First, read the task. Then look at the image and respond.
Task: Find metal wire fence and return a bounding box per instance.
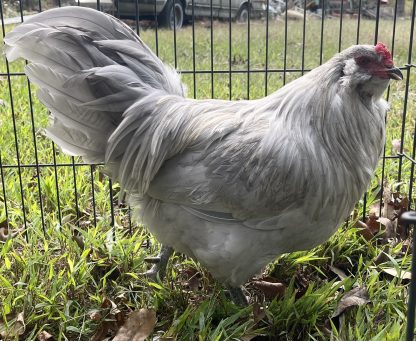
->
[1,0,416,337]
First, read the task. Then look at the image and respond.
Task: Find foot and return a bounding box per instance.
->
[142,245,174,282]
[227,286,249,306]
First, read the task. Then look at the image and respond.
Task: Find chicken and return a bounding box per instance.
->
[5,7,403,301]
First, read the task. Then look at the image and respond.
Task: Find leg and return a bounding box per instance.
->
[227,285,249,306]
[143,245,174,281]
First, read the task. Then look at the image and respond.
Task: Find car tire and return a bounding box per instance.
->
[236,4,249,22]
[159,0,185,30]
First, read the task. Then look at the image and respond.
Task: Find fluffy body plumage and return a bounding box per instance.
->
[5,7,399,286]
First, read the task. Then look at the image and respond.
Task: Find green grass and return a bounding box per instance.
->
[1,14,416,340]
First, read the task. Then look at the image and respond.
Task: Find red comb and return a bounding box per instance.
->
[375,42,394,67]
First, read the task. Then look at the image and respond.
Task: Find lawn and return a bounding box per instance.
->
[0,9,416,340]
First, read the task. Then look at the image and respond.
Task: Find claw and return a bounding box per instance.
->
[141,268,159,282]
[141,245,174,282]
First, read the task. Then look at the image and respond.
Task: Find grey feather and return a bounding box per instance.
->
[4,8,393,285]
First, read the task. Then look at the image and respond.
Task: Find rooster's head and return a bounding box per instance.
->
[339,42,403,98]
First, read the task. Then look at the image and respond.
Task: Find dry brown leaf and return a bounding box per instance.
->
[0,312,25,339]
[90,320,119,341]
[90,298,127,341]
[253,280,286,300]
[332,287,369,318]
[366,213,380,234]
[89,310,102,321]
[113,309,157,341]
[0,227,9,241]
[378,217,396,238]
[0,226,23,241]
[368,202,381,218]
[102,297,121,315]
[355,221,374,241]
[382,183,393,212]
[38,330,55,340]
[381,267,411,280]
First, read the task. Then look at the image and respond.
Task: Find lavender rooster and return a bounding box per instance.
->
[4,6,402,304]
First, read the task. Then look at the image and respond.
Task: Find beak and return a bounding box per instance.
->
[386,67,403,80]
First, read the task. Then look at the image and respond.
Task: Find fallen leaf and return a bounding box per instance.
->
[0,226,23,241]
[90,320,119,341]
[381,267,411,280]
[0,312,25,339]
[90,298,126,341]
[366,213,380,234]
[382,185,396,220]
[332,287,369,318]
[38,330,55,340]
[355,221,374,241]
[113,309,157,341]
[89,310,102,321]
[378,217,396,238]
[253,280,286,300]
[102,297,121,316]
[369,202,381,218]
[0,227,9,241]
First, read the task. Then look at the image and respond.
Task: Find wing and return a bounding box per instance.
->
[144,98,318,228]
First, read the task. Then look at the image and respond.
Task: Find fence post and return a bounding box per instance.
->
[402,211,416,341]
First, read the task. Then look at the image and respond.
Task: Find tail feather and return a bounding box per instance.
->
[4,6,185,164]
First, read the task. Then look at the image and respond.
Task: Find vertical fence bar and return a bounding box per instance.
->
[0,0,28,233]
[247,0,250,99]
[379,0,400,217]
[356,0,362,44]
[135,0,140,35]
[402,212,416,340]
[173,0,178,69]
[300,0,306,76]
[109,178,115,240]
[52,144,62,225]
[398,0,416,185]
[0,153,9,226]
[228,0,232,100]
[27,80,46,234]
[191,0,196,98]
[283,0,288,85]
[409,120,416,209]
[90,166,97,227]
[338,0,343,52]
[264,0,269,96]
[71,156,80,226]
[154,0,159,56]
[210,0,214,98]
[373,0,381,44]
[319,0,325,65]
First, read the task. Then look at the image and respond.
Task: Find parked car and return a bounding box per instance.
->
[78,0,272,29]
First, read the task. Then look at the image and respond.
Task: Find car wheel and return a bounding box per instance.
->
[159,0,185,30]
[237,4,249,22]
